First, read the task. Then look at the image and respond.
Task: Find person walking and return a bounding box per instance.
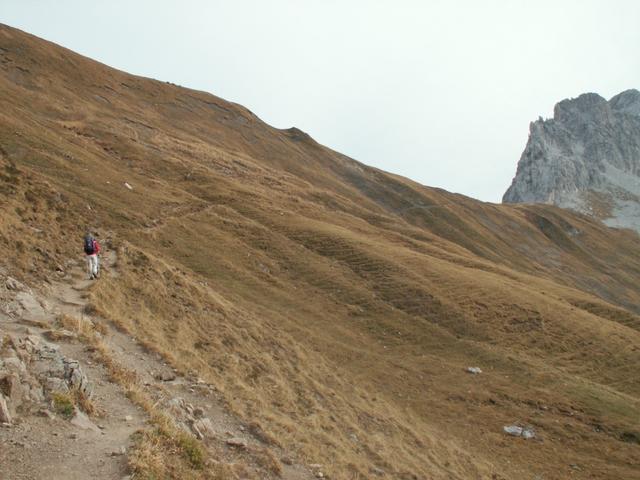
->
[83,232,101,279]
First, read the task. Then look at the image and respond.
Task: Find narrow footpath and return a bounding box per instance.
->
[0,248,314,479]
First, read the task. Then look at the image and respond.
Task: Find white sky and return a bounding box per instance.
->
[2,1,639,202]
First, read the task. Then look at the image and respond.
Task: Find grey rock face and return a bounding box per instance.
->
[503,89,640,232]
[0,332,93,424]
[609,89,640,117]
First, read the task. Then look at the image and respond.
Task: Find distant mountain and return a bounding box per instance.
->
[503,89,640,232]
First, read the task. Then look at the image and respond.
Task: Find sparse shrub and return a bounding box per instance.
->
[57,313,78,331]
[177,433,204,469]
[52,389,96,417]
[621,431,640,444]
[1,334,14,351]
[52,391,74,417]
[129,427,209,478]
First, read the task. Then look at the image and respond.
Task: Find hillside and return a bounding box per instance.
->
[1,24,640,479]
[503,90,640,233]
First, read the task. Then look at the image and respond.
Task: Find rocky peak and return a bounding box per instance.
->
[503,89,640,233]
[553,92,612,125]
[609,89,640,117]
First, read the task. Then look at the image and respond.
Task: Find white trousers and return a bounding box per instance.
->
[86,254,99,277]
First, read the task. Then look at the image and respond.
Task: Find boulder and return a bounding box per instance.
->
[503,425,536,439]
[26,383,45,403]
[45,377,69,393]
[32,357,65,379]
[2,357,26,375]
[24,335,41,349]
[192,417,216,439]
[37,344,61,360]
[0,394,11,424]
[225,437,248,449]
[64,359,90,394]
[166,397,186,415]
[110,446,127,456]
[70,408,100,433]
[5,277,24,291]
[155,371,176,382]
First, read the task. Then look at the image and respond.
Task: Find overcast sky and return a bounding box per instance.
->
[3,1,639,202]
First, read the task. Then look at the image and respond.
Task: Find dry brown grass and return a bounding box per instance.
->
[253,447,283,476]
[52,309,222,477]
[50,388,96,417]
[57,313,94,338]
[90,243,640,479]
[84,327,229,478]
[1,23,640,479]
[72,388,97,416]
[127,420,220,480]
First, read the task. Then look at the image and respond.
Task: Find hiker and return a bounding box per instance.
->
[83,232,101,279]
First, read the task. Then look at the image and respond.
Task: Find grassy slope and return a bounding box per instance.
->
[1,24,639,479]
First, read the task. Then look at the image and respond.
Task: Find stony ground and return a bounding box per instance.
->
[0,250,315,480]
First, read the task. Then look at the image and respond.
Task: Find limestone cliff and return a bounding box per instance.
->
[503,89,640,232]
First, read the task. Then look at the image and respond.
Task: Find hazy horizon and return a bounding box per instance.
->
[3,1,639,202]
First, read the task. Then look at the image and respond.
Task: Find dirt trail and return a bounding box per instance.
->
[0,250,314,480]
[0,251,146,479]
